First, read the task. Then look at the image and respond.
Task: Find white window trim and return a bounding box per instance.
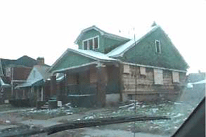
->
[155,40,161,53]
[82,35,99,50]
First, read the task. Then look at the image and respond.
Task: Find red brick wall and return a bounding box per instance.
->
[13,67,32,80]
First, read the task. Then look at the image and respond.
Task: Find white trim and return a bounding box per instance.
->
[82,35,99,50]
[121,62,187,73]
[49,48,116,73]
[155,40,161,53]
[74,25,129,44]
[69,49,115,61]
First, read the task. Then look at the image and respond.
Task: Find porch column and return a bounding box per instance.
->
[41,87,44,101]
[118,63,123,102]
[50,75,56,97]
[96,63,107,107]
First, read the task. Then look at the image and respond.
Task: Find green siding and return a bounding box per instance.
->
[121,28,188,70]
[77,30,103,51]
[51,52,95,72]
[77,29,128,54]
[103,37,127,53]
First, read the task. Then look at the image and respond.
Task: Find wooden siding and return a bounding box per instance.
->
[50,52,95,73]
[122,64,186,101]
[121,27,188,70]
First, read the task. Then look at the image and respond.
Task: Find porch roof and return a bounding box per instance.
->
[49,48,117,74]
[15,79,44,89]
[53,62,98,74]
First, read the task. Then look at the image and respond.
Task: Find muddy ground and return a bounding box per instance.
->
[0,97,200,137]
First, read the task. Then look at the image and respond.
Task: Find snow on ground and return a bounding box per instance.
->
[0,96,201,136]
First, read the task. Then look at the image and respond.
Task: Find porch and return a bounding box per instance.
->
[54,62,122,107]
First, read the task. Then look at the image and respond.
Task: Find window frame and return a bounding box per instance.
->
[155,40,161,53]
[82,36,99,50]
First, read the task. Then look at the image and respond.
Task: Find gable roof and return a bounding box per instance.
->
[107,25,159,57]
[15,65,50,88]
[0,55,38,77]
[69,48,116,61]
[74,25,129,44]
[51,23,188,73]
[34,65,51,80]
[15,55,38,67]
[49,48,116,73]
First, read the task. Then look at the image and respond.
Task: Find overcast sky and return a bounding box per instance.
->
[0,0,205,73]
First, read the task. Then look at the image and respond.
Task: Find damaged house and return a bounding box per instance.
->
[0,56,38,104]
[14,58,51,107]
[49,23,188,107]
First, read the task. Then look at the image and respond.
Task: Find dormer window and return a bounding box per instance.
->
[83,36,99,50]
[155,40,161,53]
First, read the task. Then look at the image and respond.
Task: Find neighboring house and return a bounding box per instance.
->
[15,59,50,106]
[187,72,206,83]
[181,73,205,104]
[0,56,38,103]
[49,23,188,107]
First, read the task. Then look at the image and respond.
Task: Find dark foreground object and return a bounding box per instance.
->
[172,97,205,137]
[9,99,31,107]
[0,115,170,136]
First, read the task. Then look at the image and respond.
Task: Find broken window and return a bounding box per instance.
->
[155,40,161,53]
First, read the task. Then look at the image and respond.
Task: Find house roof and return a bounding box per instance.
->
[107,25,159,57]
[16,65,50,88]
[49,48,116,73]
[0,55,38,77]
[15,55,38,67]
[50,23,188,73]
[34,65,51,80]
[193,79,206,85]
[69,48,116,61]
[74,25,129,44]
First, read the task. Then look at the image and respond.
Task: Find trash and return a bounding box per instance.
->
[5,120,11,124]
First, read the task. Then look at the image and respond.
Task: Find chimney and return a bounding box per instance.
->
[37,57,44,65]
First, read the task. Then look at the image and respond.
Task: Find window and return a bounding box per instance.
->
[89,39,93,50]
[83,36,99,50]
[155,40,161,53]
[83,41,88,50]
[94,37,98,49]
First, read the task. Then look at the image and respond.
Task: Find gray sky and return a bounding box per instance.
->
[0,0,206,73]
